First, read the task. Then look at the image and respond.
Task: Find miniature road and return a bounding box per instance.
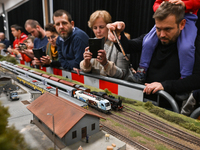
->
[0,87,136,150]
[0,90,54,150]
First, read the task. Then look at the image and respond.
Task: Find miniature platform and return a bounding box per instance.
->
[63,130,126,150]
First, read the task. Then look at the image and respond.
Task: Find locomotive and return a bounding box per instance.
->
[74,91,111,113]
[90,91,123,110]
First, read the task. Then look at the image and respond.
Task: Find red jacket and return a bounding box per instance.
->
[153,0,200,15]
[12,32,27,49]
[12,33,32,62]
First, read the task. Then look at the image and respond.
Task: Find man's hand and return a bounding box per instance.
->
[73,68,80,75]
[34,57,42,66]
[107,21,125,42]
[40,55,51,65]
[143,82,164,94]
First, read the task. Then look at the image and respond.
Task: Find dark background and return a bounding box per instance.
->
[1,0,200,69]
[2,0,200,44]
[0,0,157,43]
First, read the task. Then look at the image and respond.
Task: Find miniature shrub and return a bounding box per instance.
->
[104,88,112,95]
[180,123,200,134]
[0,55,3,59]
[144,101,154,110]
[0,55,18,64]
[0,102,33,150]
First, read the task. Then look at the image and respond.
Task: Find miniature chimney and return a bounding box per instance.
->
[56,87,58,97]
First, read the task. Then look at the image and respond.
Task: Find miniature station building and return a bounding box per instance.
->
[27,92,105,149]
[29,90,42,102]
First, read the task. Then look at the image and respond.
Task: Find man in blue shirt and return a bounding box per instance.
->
[0,32,11,49]
[53,9,89,70]
[25,19,48,52]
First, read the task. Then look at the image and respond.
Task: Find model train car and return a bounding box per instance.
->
[0,61,120,112]
[90,91,123,110]
[17,75,88,109]
[74,90,111,113]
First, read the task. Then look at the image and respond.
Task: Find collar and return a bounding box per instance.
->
[18,32,27,40]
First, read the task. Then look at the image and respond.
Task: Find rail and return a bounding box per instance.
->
[76,71,180,113]
[0,61,180,113]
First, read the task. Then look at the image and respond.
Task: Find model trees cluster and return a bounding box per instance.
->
[0,101,32,150]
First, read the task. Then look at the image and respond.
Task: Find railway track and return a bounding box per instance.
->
[100,123,149,150]
[123,105,200,147]
[109,113,194,150]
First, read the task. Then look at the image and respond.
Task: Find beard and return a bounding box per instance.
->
[159,29,180,45]
[59,27,73,40]
[38,31,43,39]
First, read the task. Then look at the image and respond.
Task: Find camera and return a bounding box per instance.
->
[18,43,27,50]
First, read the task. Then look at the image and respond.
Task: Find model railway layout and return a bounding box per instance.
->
[1,61,123,113]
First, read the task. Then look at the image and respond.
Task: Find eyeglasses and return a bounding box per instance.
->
[47,35,56,40]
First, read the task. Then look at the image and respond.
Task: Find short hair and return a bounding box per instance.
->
[153,1,185,25]
[27,35,35,43]
[88,10,112,28]
[10,24,23,32]
[45,23,58,33]
[24,19,41,29]
[0,43,6,48]
[53,9,72,22]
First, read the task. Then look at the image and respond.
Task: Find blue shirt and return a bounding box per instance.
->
[56,27,89,70]
[0,39,11,49]
[34,36,48,52]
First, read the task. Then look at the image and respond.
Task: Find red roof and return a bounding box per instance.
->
[27,92,105,138]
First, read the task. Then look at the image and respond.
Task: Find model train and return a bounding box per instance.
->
[90,91,123,110]
[17,74,111,112]
[17,74,88,109]
[74,90,111,113]
[1,61,121,112]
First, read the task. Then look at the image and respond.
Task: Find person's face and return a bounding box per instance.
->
[53,14,74,39]
[45,31,58,47]
[155,15,185,45]
[11,28,20,38]
[25,25,42,38]
[0,33,4,41]
[92,17,108,40]
[26,39,34,49]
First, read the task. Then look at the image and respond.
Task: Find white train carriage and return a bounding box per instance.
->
[74,90,111,113]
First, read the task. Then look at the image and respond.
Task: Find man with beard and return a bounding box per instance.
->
[53,9,89,70]
[25,19,48,52]
[107,2,200,108]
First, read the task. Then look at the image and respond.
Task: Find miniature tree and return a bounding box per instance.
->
[0,102,32,150]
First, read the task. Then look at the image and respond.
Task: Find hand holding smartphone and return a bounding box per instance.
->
[33,47,46,60]
[88,37,105,58]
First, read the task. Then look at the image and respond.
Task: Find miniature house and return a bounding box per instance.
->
[29,90,42,102]
[27,92,105,149]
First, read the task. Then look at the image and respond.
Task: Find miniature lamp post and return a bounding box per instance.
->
[47,113,56,150]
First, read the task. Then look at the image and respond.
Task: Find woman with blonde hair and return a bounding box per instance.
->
[80,10,129,79]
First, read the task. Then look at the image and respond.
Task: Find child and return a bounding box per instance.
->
[132,0,200,83]
[23,35,35,65]
[0,43,8,56]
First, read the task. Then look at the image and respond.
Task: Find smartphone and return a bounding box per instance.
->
[33,47,46,60]
[89,37,105,58]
